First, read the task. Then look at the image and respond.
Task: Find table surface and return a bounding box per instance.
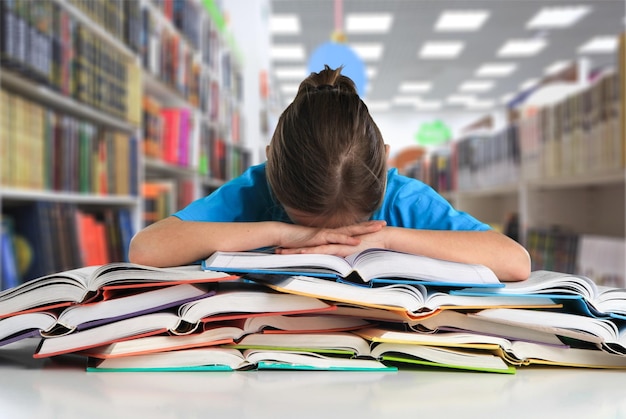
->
[2,339,626,419]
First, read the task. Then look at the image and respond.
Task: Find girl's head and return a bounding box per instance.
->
[266,65,387,228]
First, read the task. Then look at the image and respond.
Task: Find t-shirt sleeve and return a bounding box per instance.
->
[173,164,279,222]
[381,174,492,231]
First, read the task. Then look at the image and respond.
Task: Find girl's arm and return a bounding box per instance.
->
[128,216,386,267]
[381,228,530,282]
[278,227,530,282]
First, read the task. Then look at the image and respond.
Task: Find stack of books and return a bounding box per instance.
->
[1,249,626,374]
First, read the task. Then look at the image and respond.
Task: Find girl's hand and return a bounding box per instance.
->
[276,221,387,257]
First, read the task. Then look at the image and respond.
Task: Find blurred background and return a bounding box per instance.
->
[0,0,624,288]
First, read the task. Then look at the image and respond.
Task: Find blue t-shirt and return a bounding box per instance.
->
[174,162,490,231]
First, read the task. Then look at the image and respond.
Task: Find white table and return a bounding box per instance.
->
[1,339,625,419]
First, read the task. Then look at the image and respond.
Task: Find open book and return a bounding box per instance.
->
[254,274,559,320]
[202,248,502,287]
[473,308,626,355]
[0,263,238,318]
[414,309,566,346]
[34,285,334,358]
[355,326,626,369]
[0,284,214,345]
[86,347,396,372]
[228,331,514,374]
[0,311,58,347]
[495,340,626,369]
[83,315,371,359]
[455,270,626,319]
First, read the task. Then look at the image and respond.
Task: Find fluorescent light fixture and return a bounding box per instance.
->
[415,100,443,110]
[501,92,515,104]
[419,41,464,59]
[466,100,495,110]
[274,66,307,79]
[366,101,391,111]
[447,95,476,104]
[399,82,432,93]
[435,10,490,31]
[544,60,571,76]
[350,43,384,61]
[475,63,517,77]
[519,78,539,91]
[459,80,494,92]
[269,15,301,35]
[366,67,378,79]
[280,84,300,94]
[498,39,547,57]
[578,36,618,54]
[270,45,305,60]
[346,13,393,33]
[526,6,590,29]
[392,96,421,106]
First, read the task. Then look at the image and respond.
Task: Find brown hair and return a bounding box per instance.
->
[266,65,387,226]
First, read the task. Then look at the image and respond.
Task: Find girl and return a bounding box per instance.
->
[129,66,530,281]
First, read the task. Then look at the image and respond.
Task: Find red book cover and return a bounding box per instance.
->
[160,109,180,164]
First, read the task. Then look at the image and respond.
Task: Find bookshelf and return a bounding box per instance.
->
[409,55,626,286]
[0,0,251,287]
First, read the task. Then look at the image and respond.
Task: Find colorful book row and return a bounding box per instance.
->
[0,89,138,196]
[1,202,135,287]
[0,0,142,124]
[519,71,623,180]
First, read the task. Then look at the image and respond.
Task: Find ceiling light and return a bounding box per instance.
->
[274,66,307,79]
[415,100,443,110]
[501,93,515,104]
[419,41,465,59]
[544,61,571,76]
[270,45,305,60]
[366,67,378,79]
[519,78,539,91]
[399,82,432,93]
[346,13,393,33]
[269,15,301,35]
[393,96,421,106]
[366,101,391,111]
[466,100,495,110]
[475,63,517,77]
[578,36,618,54]
[350,43,384,61]
[447,95,476,104]
[526,6,590,29]
[459,80,494,92]
[280,84,300,94]
[435,10,490,31]
[498,39,547,57]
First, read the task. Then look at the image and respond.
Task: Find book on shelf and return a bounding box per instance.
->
[33,285,336,358]
[203,248,502,287]
[84,315,371,359]
[86,347,395,372]
[1,217,21,291]
[3,202,136,282]
[0,263,238,318]
[576,235,626,289]
[252,274,559,321]
[454,270,626,319]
